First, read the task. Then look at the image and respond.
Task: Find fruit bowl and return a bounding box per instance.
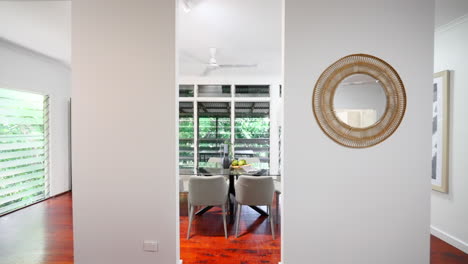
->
[231,159,247,168]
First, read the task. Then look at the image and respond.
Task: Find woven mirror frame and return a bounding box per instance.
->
[312,54,406,148]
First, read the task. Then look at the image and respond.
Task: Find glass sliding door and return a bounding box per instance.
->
[0,88,49,215]
[234,102,270,169]
[197,102,231,168]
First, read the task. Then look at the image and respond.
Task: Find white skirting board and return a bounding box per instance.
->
[431,225,468,254]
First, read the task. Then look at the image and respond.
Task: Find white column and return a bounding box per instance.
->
[283,0,434,263]
[72,0,177,263]
[269,84,280,175]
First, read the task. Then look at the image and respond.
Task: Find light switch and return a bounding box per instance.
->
[143,240,158,252]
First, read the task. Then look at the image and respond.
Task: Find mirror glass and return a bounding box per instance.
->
[333,74,387,128]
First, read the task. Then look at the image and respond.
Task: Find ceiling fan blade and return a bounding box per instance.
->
[218,64,258,68]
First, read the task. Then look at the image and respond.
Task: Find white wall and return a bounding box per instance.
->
[72,0,177,263]
[0,38,71,196]
[435,0,468,28]
[431,15,468,253]
[283,0,434,263]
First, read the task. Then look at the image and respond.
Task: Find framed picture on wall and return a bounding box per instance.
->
[432,70,450,193]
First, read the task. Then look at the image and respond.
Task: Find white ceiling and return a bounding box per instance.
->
[0,1,71,65]
[0,0,467,71]
[178,0,468,77]
[178,0,282,77]
[435,0,468,28]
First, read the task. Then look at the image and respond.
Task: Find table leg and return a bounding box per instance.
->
[249,206,269,216]
[229,175,235,216]
[195,206,213,215]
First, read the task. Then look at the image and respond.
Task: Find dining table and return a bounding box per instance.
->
[195,167,273,218]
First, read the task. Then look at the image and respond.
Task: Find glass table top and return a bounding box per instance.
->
[180,167,280,177]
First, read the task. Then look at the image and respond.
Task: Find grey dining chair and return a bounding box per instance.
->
[234,175,275,239]
[187,176,228,239]
[274,176,281,223]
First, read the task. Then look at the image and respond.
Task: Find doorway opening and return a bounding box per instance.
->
[176,0,284,263]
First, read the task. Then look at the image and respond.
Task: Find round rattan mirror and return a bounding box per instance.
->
[312,54,406,148]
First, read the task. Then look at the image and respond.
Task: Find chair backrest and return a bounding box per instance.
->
[235,176,274,205]
[188,176,228,206]
[198,168,213,176]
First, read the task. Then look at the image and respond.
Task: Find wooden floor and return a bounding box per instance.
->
[0,192,74,264]
[179,193,281,264]
[431,235,468,264]
[0,192,467,264]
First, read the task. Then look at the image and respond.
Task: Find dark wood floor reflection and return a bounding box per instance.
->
[179,193,281,264]
[1,192,467,264]
[431,235,468,264]
[0,192,73,264]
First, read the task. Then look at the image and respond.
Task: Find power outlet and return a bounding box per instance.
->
[143,240,158,252]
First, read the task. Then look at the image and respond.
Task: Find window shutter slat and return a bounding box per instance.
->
[0,178,45,196]
[0,164,45,178]
[0,171,45,186]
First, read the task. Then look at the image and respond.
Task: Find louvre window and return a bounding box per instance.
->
[0,88,49,215]
[235,85,269,97]
[235,102,270,169]
[179,85,194,97]
[178,84,277,173]
[179,102,194,173]
[198,85,231,97]
[197,102,231,167]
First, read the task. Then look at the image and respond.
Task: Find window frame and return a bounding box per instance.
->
[178,84,275,174]
[0,87,50,216]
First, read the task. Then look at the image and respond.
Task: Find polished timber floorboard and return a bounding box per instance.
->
[1,192,468,264]
[431,235,468,264]
[0,192,74,264]
[179,193,281,264]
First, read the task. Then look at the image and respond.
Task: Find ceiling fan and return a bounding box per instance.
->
[200,47,257,76]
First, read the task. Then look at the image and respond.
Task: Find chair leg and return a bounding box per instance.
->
[233,199,237,216]
[235,204,242,238]
[268,205,275,239]
[187,205,194,239]
[276,192,280,224]
[187,200,191,217]
[221,204,228,239]
[233,198,239,218]
[226,195,230,215]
